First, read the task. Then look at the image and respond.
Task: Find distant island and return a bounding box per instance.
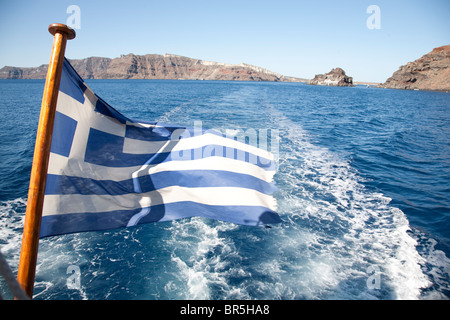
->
[0,53,307,83]
[1,46,448,91]
[308,68,354,87]
[380,45,450,91]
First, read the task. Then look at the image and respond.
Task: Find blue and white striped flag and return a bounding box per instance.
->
[40,58,281,237]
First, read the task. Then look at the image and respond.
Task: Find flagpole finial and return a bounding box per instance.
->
[48,23,76,40]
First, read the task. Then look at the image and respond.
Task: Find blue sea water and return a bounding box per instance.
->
[0,79,449,300]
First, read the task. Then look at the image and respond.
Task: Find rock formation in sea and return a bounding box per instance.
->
[381,45,450,91]
[308,67,354,87]
[0,53,307,82]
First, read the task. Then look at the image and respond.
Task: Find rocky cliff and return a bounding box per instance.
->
[0,64,49,79]
[0,53,306,82]
[381,45,450,91]
[309,67,354,87]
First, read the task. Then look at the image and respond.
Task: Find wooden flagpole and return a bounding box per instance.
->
[17,23,76,299]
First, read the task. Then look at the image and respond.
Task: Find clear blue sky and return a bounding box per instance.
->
[0,0,449,82]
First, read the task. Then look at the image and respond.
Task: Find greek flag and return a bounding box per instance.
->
[40,59,281,237]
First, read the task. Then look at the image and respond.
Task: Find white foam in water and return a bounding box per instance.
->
[0,198,27,299]
[266,107,432,299]
[0,198,26,257]
[411,230,450,299]
[0,198,90,299]
[166,218,242,299]
[34,234,89,300]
